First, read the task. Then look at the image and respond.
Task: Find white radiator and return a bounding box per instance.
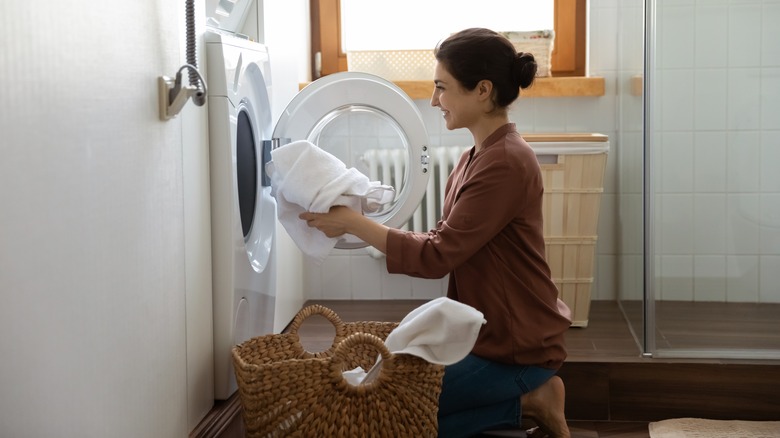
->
[362,146,467,233]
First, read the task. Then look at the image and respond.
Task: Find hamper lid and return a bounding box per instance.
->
[524,133,610,155]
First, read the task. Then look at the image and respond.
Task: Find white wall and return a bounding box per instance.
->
[0,0,195,437]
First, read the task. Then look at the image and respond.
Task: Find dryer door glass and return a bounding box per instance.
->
[236,109,257,238]
[307,105,408,218]
[272,72,430,249]
[236,60,274,273]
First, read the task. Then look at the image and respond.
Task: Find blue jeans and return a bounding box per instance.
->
[437,354,557,438]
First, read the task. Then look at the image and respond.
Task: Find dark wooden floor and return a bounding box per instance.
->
[621,300,780,353]
[195,300,780,438]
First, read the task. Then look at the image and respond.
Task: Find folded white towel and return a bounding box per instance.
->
[266,140,395,264]
[354,297,486,384]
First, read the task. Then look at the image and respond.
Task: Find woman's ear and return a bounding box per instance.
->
[477,80,493,101]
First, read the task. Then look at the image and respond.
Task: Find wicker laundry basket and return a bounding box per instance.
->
[232,305,445,438]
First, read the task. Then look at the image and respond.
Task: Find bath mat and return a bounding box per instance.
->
[649,417,780,438]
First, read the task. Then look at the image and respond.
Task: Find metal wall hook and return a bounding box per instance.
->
[158,64,207,120]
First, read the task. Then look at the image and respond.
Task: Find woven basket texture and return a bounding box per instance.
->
[232,305,445,438]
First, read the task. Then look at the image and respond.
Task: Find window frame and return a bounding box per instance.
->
[310,0,586,79]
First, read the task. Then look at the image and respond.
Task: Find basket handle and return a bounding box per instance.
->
[287,304,347,338]
[332,332,393,385]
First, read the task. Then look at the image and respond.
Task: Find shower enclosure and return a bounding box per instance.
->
[617,0,780,359]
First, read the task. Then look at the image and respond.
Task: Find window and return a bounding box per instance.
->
[310,0,586,79]
[341,1,553,51]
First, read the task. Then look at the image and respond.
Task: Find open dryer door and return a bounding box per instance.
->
[272,72,430,249]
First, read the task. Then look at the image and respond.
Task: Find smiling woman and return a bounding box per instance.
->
[311,0,586,79]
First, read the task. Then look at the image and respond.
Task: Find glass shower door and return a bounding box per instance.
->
[647,0,780,359]
[616,0,648,354]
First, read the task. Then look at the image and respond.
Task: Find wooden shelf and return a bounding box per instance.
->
[631,75,643,96]
[523,133,609,143]
[299,76,605,99]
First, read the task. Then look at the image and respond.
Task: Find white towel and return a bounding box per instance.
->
[383,297,486,365]
[353,297,486,385]
[266,140,395,264]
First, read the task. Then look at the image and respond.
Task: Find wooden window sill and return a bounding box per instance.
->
[299,76,605,99]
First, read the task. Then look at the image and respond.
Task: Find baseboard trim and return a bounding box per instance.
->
[189,392,242,438]
[560,361,780,422]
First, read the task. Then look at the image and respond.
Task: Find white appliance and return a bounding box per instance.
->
[205,2,430,400]
[206,29,283,399]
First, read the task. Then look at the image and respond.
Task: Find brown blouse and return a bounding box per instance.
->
[386,123,569,369]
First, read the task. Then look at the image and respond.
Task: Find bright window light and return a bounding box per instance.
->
[341,0,554,51]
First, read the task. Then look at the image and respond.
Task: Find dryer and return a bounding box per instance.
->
[206,30,279,399]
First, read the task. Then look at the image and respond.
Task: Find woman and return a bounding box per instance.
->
[300,28,571,438]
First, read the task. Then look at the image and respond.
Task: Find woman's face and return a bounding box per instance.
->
[430,61,481,131]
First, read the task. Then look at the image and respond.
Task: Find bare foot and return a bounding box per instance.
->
[520,376,570,438]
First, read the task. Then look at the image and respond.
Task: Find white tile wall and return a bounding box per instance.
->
[693,131,727,192]
[693,255,727,301]
[695,5,729,68]
[726,255,759,302]
[659,5,695,69]
[727,68,762,130]
[726,131,760,192]
[726,194,760,255]
[660,255,694,300]
[660,131,695,193]
[760,131,780,191]
[693,194,727,254]
[761,68,780,129]
[693,69,728,130]
[727,4,762,68]
[760,193,780,255]
[759,256,780,303]
[762,5,780,66]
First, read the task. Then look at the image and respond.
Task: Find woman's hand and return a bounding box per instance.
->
[299,205,390,254]
[299,205,362,238]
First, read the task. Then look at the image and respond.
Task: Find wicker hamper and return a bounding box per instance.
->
[232,305,445,438]
[530,134,610,328]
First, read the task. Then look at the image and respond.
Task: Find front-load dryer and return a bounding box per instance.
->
[205,30,278,399]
